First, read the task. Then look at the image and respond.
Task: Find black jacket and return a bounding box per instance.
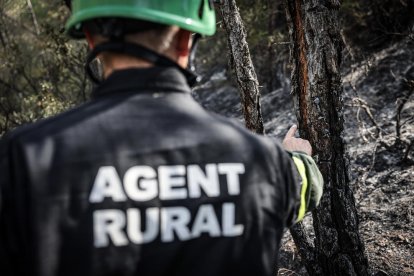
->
[0,67,302,276]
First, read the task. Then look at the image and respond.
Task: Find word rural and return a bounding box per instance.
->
[89,163,246,248]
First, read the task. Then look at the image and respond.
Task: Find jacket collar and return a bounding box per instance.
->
[92,66,191,99]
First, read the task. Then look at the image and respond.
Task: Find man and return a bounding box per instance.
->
[0,1,323,275]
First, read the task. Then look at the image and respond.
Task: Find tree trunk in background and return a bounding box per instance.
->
[284,0,369,275]
[218,0,264,134]
[219,4,319,274]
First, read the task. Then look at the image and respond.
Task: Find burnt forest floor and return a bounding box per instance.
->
[193,38,414,276]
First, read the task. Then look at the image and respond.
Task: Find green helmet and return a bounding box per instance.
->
[66,0,216,38]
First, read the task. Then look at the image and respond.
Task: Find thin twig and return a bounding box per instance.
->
[278,267,301,276]
[351,97,383,140]
[26,0,40,35]
[272,41,292,46]
[362,141,379,184]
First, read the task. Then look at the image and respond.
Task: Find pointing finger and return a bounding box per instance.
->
[286,124,298,138]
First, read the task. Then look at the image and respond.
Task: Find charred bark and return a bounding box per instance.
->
[218,0,264,134]
[284,0,369,275]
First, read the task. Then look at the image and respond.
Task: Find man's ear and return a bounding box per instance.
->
[176,29,192,57]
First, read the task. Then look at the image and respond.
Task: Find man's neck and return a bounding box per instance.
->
[102,54,154,79]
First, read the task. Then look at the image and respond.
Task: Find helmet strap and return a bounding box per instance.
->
[188,33,201,75]
[85,41,199,87]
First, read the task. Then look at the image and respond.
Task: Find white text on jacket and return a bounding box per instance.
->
[89,163,245,248]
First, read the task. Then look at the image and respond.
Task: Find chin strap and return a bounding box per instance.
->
[188,33,201,73]
[85,41,200,87]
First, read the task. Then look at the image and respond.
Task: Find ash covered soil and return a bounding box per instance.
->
[193,38,414,275]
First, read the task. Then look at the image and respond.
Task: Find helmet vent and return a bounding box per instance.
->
[198,0,205,19]
[208,0,213,10]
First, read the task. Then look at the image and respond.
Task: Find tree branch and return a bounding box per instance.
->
[26,0,40,35]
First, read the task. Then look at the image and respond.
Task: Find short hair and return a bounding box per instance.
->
[84,18,179,54]
[83,18,169,39]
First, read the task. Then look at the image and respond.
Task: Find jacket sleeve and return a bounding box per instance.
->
[0,134,12,230]
[0,136,11,274]
[0,134,23,275]
[288,151,324,222]
[0,145,4,219]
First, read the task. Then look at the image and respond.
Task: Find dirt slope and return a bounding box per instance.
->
[194,38,414,275]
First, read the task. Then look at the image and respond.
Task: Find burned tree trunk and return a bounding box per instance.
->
[284,0,369,275]
[218,3,324,274]
[218,0,264,134]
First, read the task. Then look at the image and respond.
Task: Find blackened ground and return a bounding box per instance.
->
[193,38,414,276]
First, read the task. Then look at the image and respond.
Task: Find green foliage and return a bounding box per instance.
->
[196,0,289,92]
[237,0,288,92]
[0,0,90,135]
[341,0,414,52]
